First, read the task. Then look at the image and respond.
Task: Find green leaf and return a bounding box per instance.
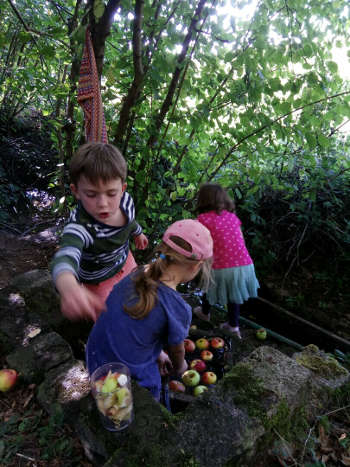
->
[94,0,105,20]
[318,134,329,148]
[326,61,338,73]
[305,133,317,149]
[303,44,313,57]
[224,51,234,62]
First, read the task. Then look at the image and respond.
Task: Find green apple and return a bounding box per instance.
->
[256,328,267,340]
[181,370,200,387]
[193,385,208,397]
[116,387,129,405]
[195,338,209,350]
[101,373,118,393]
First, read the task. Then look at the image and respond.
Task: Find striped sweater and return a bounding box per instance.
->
[50,191,142,285]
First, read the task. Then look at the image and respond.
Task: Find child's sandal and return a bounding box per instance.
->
[219,322,242,339]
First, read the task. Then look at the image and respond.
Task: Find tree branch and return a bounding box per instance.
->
[114,0,145,148]
[6,0,69,48]
[90,0,121,78]
[146,0,207,148]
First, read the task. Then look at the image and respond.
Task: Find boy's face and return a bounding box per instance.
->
[70,176,127,225]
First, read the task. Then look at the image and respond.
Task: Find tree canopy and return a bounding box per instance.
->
[1,0,349,237]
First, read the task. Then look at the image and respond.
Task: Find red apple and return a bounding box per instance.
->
[169,380,186,393]
[256,328,267,340]
[184,338,196,353]
[0,369,18,392]
[200,350,214,361]
[201,371,217,385]
[195,338,209,350]
[189,359,206,372]
[182,370,200,387]
[193,385,208,397]
[210,337,225,349]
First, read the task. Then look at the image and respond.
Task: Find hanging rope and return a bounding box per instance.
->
[77,27,108,143]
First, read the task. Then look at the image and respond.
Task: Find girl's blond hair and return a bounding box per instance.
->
[124,236,212,319]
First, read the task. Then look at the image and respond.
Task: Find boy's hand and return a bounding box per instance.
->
[157,350,173,376]
[56,272,105,321]
[134,233,148,250]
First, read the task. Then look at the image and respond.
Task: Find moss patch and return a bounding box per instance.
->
[222,363,266,418]
[295,344,349,378]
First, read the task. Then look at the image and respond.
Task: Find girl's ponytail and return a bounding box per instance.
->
[124,236,212,319]
[123,256,164,319]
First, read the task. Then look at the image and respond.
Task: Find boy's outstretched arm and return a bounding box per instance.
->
[55,272,105,321]
[134,233,148,249]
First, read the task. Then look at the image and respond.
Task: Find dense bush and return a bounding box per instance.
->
[0,112,57,222]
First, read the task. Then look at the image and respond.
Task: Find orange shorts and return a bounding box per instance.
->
[84,250,137,320]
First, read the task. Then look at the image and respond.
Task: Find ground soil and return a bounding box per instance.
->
[0,218,93,466]
[0,229,57,290]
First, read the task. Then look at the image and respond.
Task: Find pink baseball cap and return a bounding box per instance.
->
[162,219,213,260]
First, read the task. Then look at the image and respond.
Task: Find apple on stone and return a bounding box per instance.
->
[181,369,200,387]
[210,337,225,349]
[193,385,208,397]
[189,359,206,372]
[195,338,209,350]
[184,338,196,353]
[201,371,217,385]
[0,369,18,392]
[200,350,214,361]
[256,328,267,340]
[169,380,186,393]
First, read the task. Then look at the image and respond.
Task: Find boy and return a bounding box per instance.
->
[50,142,148,321]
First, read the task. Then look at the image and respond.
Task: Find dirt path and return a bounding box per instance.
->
[0,227,57,290]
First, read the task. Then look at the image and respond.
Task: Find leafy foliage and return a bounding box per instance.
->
[0,0,349,288]
[0,405,87,466]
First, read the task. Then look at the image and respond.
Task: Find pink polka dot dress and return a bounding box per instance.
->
[197,210,259,305]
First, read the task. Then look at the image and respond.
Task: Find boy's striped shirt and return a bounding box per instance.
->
[51,192,142,284]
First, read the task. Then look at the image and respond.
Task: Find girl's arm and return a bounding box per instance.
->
[168,342,188,376]
[157,350,173,376]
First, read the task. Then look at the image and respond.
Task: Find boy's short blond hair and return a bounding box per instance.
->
[70,143,127,185]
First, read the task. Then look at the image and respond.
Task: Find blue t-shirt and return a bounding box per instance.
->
[86,273,191,399]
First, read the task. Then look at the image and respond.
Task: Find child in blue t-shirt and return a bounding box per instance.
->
[86,219,213,400]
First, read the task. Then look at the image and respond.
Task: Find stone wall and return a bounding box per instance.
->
[1,269,349,466]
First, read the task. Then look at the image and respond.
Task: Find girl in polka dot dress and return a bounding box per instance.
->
[194,183,259,339]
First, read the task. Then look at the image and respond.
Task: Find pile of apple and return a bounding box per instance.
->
[92,370,133,428]
[169,336,226,397]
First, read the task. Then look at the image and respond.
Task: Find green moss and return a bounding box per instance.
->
[222,363,266,418]
[296,345,349,378]
[259,399,310,452]
[158,402,178,428]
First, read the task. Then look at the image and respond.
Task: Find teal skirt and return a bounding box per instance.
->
[207,264,259,306]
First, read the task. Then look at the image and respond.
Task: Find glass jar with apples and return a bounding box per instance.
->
[90,362,133,431]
